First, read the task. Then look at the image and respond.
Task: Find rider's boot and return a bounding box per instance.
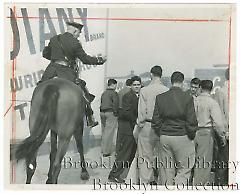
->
[85,103,98,128]
[87,115,99,128]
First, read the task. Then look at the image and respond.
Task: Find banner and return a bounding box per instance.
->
[4,5,108,140]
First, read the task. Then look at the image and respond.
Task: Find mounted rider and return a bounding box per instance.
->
[40,21,107,127]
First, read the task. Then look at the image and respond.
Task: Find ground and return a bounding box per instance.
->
[13,145,112,185]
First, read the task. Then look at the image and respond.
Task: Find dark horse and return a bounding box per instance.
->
[10,78,90,184]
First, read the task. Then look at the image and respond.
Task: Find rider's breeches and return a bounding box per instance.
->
[86,103,94,116]
[41,63,77,82]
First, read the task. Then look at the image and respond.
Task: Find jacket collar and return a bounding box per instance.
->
[107,88,115,91]
[129,89,139,97]
[170,86,182,91]
[150,79,163,86]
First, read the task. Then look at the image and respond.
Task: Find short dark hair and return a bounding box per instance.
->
[225,68,229,80]
[150,65,162,78]
[125,79,132,86]
[190,78,201,85]
[108,79,117,86]
[130,76,142,84]
[200,80,213,91]
[171,71,184,84]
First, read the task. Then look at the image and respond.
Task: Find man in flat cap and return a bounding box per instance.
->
[40,21,107,127]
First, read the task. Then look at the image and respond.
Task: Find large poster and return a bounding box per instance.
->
[4,5,108,140]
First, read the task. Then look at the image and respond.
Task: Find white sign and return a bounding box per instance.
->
[4,5,108,139]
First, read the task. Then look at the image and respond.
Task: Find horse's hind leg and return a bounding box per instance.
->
[51,137,71,184]
[46,131,57,184]
[73,122,90,180]
[26,152,37,184]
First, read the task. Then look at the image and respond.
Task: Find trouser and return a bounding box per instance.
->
[40,63,94,117]
[159,135,195,185]
[41,62,77,82]
[214,139,229,185]
[193,128,214,185]
[109,134,137,179]
[137,123,159,183]
[100,111,118,155]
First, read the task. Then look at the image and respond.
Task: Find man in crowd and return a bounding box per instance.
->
[152,71,198,185]
[108,76,142,183]
[187,77,201,182]
[187,78,201,97]
[116,78,132,158]
[136,65,168,184]
[214,68,229,135]
[100,79,119,157]
[193,80,226,185]
[118,78,132,108]
[41,21,106,127]
[214,68,229,185]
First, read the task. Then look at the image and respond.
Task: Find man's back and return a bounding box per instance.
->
[214,83,229,130]
[50,32,99,65]
[195,93,225,133]
[153,86,197,136]
[49,34,69,62]
[100,88,119,114]
[50,32,82,61]
[138,81,168,121]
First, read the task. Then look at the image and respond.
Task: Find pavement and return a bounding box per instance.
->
[13,145,114,185]
[12,125,114,185]
[11,128,217,187]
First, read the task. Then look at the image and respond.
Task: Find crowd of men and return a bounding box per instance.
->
[100,66,229,186]
[40,20,229,186]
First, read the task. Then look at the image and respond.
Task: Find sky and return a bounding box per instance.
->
[105,5,233,78]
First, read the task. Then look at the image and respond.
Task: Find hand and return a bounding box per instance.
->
[113,111,118,117]
[225,132,229,140]
[220,136,227,147]
[103,55,107,62]
[153,129,160,137]
[97,55,107,64]
[187,132,196,141]
[133,125,140,141]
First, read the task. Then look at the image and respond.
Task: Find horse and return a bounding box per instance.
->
[10,78,90,184]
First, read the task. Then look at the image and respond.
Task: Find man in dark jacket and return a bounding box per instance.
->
[152,71,198,185]
[108,76,142,183]
[118,78,132,108]
[100,79,119,157]
[40,21,106,127]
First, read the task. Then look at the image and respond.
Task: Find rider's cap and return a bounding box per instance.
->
[66,21,84,31]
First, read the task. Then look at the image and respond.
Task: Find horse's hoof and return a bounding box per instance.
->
[46,179,52,184]
[81,171,90,180]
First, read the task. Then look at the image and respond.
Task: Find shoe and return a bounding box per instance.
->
[149,181,157,186]
[88,121,99,128]
[103,154,111,157]
[108,176,125,183]
[87,115,99,128]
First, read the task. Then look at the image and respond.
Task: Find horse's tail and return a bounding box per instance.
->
[10,84,59,161]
